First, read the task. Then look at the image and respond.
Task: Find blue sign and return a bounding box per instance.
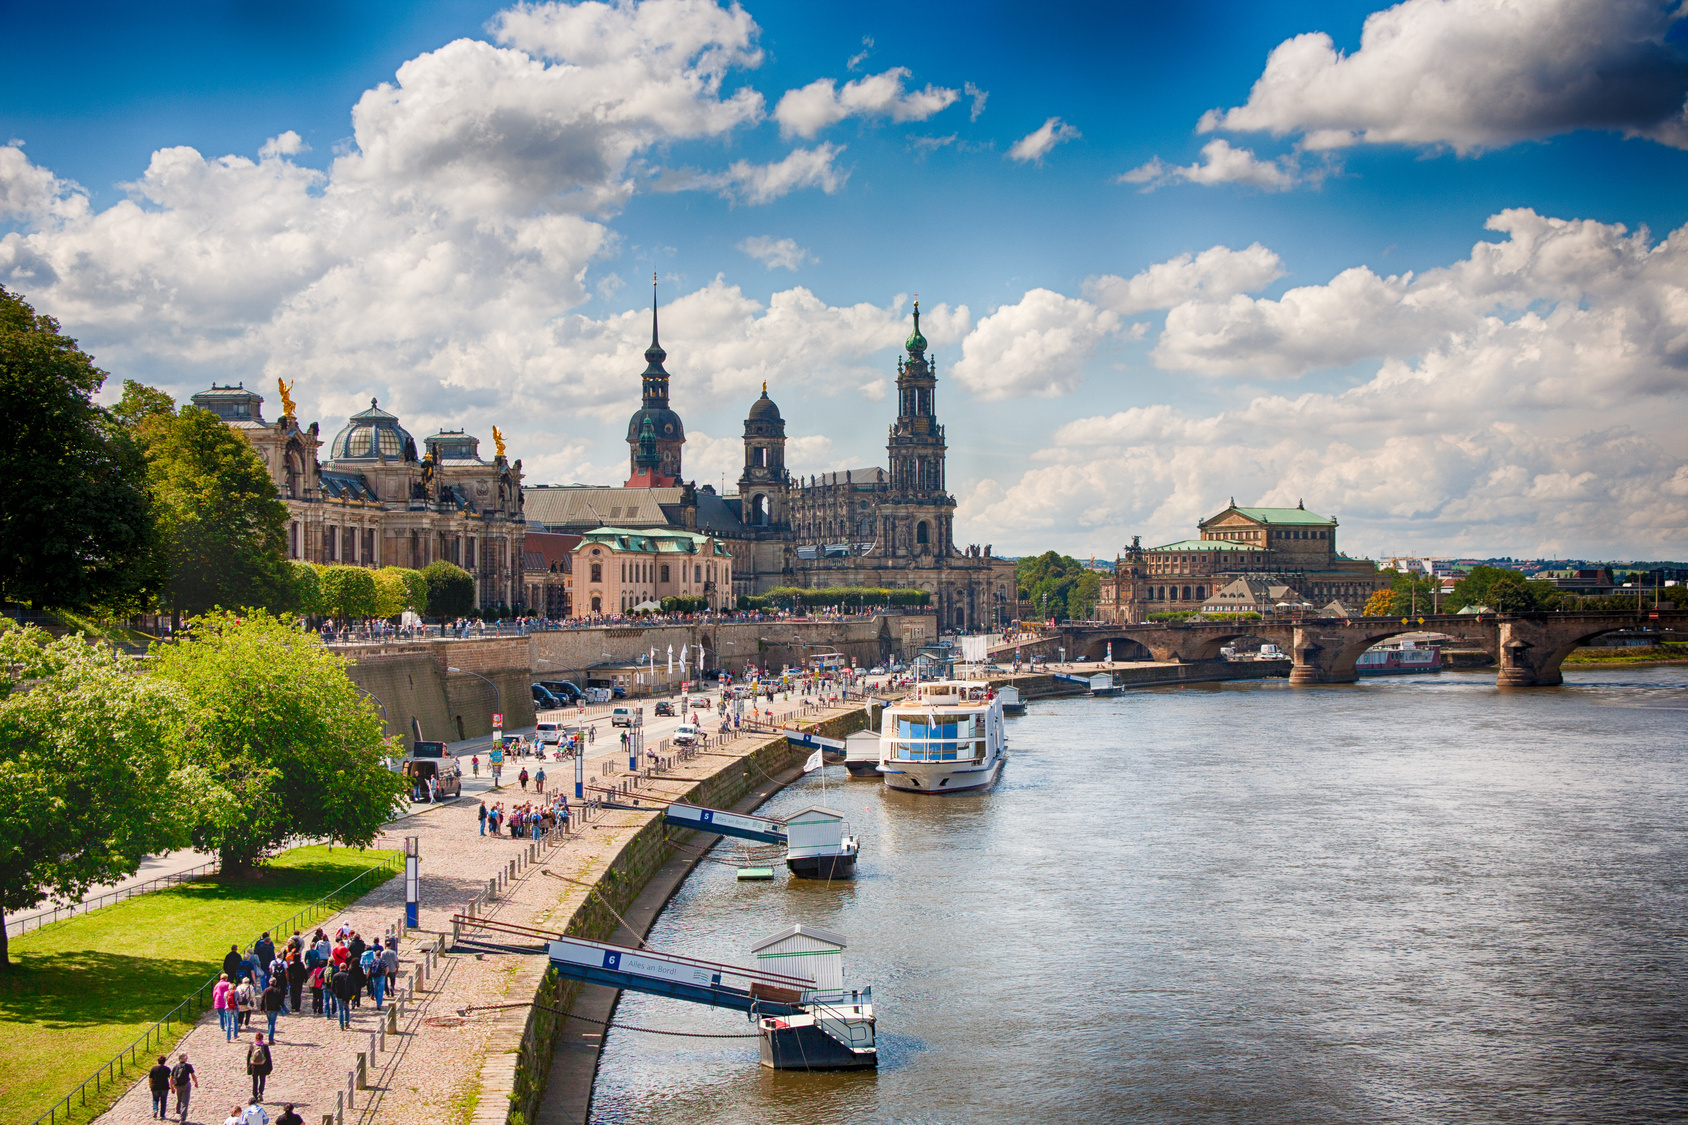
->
[700,810,714,823]
[602,950,622,970]
[489,748,504,765]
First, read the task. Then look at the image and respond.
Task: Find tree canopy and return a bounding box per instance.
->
[149,611,408,870]
[138,404,294,619]
[0,623,192,965]
[319,565,378,620]
[1445,566,1555,613]
[420,560,475,619]
[0,287,157,614]
[1016,552,1101,622]
[373,567,424,618]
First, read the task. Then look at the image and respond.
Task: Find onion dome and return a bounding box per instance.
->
[905,301,927,354]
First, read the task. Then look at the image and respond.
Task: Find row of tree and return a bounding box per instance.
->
[291,560,475,622]
[0,613,409,967]
[747,587,934,610]
[1361,565,1687,617]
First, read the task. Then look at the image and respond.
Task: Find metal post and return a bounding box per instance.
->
[404,836,420,929]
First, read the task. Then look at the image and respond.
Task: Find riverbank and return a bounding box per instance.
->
[989,660,1291,700]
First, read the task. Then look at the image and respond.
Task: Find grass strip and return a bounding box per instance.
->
[1,844,398,1125]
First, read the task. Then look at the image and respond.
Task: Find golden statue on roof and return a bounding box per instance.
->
[492,425,506,460]
[277,378,296,419]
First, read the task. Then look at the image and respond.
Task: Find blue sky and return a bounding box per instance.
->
[4,0,1687,560]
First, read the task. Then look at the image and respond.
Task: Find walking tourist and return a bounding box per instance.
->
[214,973,236,1040]
[286,949,306,1012]
[246,1033,273,1099]
[235,973,257,1029]
[222,944,244,981]
[311,963,328,1016]
[254,933,275,984]
[472,754,480,776]
[518,766,529,791]
[535,766,545,794]
[169,1054,197,1124]
[148,1054,172,1119]
[331,964,356,1029]
[276,1104,303,1125]
[240,1097,270,1125]
[479,800,487,835]
[261,975,285,1039]
[224,1103,243,1125]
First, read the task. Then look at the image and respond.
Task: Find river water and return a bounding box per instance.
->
[587,668,1688,1124]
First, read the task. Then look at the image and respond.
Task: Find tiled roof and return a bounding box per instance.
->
[1206,505,1335,526]
[1150,539,1267,552]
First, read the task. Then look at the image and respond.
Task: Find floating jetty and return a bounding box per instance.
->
[664,801,859,879]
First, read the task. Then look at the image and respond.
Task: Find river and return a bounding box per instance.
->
[586,668,1688,1124]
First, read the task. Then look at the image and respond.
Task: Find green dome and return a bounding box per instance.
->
[905,303,927,353]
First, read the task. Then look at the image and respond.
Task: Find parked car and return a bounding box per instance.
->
[687,696,710,711]
[611,707,633,727]
[538,679,584,704]
[532,684,560,710]
[653,700,675,717]
[673,724,698,746]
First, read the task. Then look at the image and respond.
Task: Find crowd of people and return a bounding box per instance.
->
[479,797,569,838]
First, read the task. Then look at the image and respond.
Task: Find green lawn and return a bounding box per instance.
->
[0,845,399,1125]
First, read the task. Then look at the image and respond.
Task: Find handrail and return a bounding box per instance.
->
[29,852,403,1125]
[9,861,220,937]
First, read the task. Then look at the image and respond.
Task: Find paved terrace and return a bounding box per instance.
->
[93,692,874,1125]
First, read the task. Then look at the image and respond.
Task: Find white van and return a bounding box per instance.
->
[673,723,698,746]
[536,721,562,745]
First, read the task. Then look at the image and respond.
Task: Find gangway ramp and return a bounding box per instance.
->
[664,802,787,845]
[546,934,814,1014]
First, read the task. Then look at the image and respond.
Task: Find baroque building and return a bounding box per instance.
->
[190,382,527,611]
[522,299,1016,631]
[1098,501,1391,623]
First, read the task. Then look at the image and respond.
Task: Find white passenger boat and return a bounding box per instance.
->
[878,680,1008,794]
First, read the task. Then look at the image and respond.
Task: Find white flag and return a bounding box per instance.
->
[679,644,689,675]
[803,749,824,773]
[667,644,673,674]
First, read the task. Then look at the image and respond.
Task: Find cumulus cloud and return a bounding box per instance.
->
[773,67,959,139]
[1117,139,1303,191]
[1083,243,1285,314]
[950,289,1120,400]
[1007,116,1079,163]
[1200,0,1688,153]
[956,211,1688,559]
[737,235,813,270]
[661,143,847,204]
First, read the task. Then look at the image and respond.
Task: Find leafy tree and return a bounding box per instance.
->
[420,560,475,619]
[1363,589,1394,617]
[150,611,409,872]
[1376,571,1440,617]
[142,406,293,619]
[1446,566,1549,613]
[319,565,378,620]
[0,287,158,614]
[112,378,177,430]
[1015,551,1099,621]
[660,595,709,613]
[290,561,323,615]
[0,623,191,966]
[373,567,424,618]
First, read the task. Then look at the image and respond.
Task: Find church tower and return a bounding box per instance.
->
[738,383,789,526]
[625,275,685,486]
[877,302,955,558]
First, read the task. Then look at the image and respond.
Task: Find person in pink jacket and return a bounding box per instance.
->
[213,973,237,1041]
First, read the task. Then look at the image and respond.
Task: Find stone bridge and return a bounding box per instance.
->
[1026,610,1688,688]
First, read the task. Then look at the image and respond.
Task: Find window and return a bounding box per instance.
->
[621,562,626,582]
[695,565,702,582]
[326,529,337,562]
[916,521,929,545]
[660,564,669,583]
[591,596,601,612]
[591,562,602,583]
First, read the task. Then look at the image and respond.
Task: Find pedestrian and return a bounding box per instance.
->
[331,963,357,1029]
[472,754,479,776]
[535,767,545,795]
[267,954,289,1010]
[170,1054,197,1124]
[214,973,236,1040]
[148,1054,172,1120]
[479,800,487,835]
[224,1104,244,1125]
[246,1033,273,1099]
[286,949,306,1012]
[381,937,399,994]
[275,1104,303,1125]
[310,963,327,1015]
[518,766,529,791]
[254,933,275,984]
[235,972,257,1029]
[261,975,285,1039]
[368,945,388,1009]
[222,944,244,981]
[240,1096,271,1125]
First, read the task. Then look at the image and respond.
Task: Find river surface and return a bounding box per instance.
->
[588,668,1688,1124]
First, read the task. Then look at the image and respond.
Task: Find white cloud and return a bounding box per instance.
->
[950,289,1120,400]
[955,211,1688,559]
[737,235,814,270]
[773,67,959,139]
[1007,116,1080,163]
[846,37,873,72]
[662,143,848,204]
[1199,0,1688,153]
[964,82,988,122]
[1118,139,1302,192]
[1083,243,1285,315]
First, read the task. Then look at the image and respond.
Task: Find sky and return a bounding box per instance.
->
[3,0,1687,562]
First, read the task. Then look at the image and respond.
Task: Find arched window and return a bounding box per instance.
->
[660,564,669,583]
[752,494,770,525]
[591,562,602,583]
[753,447,766,468]
[1196,586,1205,600]
[1183,586,1192,601]
[916,521,929,545]
[591,596,601,612]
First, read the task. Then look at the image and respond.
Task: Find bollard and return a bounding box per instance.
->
[378,1022,386,1053]
[356,1051,368,1090]
[370,1031,378,1060]
[336,1089,345,1125]
[386,1004,398,1035]
[347,1069,356,1111]
[321,1115,334,1125]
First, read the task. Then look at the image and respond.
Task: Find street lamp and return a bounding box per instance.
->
[447,666,503,738]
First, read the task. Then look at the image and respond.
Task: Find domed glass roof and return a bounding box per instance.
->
[328,398,417,462]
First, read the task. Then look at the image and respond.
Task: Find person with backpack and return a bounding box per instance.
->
[309,963,326,1016]
[254,933,275,986]
[286,949,306,1013]
[267,954,289,1012]
[359,945,380,1007]
[246,1032,273,1099]
[214,973,237,1040]
[170,1054,198,1124]
[261,975,285,1040]
[518,766,529,791]
[240,1097,270,1125]
[148,1054,172,1119]
[330,964,357,1029]
[235,973,257,1029]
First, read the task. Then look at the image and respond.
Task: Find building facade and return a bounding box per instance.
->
[522,300,1016,631]
[1099,502,1390,623]
[190,383,527,610]
[571,527,734,615]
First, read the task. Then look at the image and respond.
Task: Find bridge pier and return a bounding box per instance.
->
[1288,627,1358,686]
[1496,623,1564,688]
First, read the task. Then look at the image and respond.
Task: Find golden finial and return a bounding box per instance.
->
[492,425,506,460]
[762,380,767,394]
[277,378,296,419]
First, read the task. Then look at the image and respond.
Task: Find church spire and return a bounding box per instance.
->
[644,272,667,369]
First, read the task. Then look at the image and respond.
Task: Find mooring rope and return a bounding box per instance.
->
[458,1000,761,1038]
